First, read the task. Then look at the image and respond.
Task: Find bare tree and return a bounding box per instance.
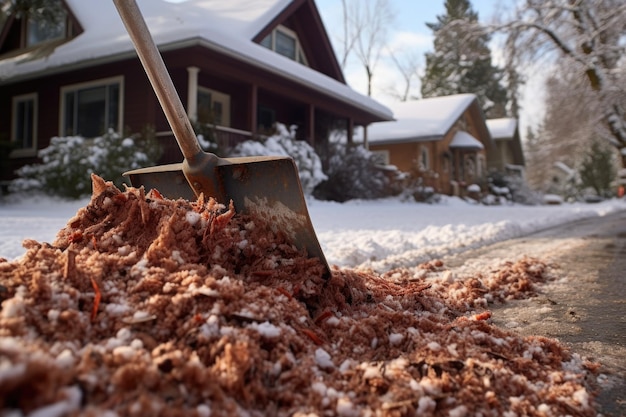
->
[525,68,600,193]
[496,0,626,167]
[339,0,394,96]
[337,0,359,69]
[385,49,422,101]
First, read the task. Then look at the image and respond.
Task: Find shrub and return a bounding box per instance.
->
[313,142,400,202]
[487,170,542,205]
[228,123,326,195]
[11,130,162,199]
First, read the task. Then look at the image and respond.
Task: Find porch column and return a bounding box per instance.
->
[307,103,315,145]
[186,66,200,122]
[346,118,354,144]
[363,125,369,149]
[249,84,258,136]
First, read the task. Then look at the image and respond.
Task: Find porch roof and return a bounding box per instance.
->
[450,131,484,150]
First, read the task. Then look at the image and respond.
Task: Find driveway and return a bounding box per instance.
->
[444,209,626,416]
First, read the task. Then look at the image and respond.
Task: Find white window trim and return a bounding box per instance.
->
[197,86,231,127]
[261,25,308,66]
[10,93,38,158]
[59,76,124,137]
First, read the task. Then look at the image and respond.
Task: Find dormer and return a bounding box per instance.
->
[0,0,82,57]
[259,25,308,66]
[252,0,345,83]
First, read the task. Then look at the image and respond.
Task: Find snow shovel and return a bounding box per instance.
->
[113,0,330,276]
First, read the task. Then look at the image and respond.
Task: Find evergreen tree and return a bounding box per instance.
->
[579,140,615,198]
[421,0,508,118]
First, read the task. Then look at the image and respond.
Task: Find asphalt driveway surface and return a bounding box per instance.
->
[444,209,626,416]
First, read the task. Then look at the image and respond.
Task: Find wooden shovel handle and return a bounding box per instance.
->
[113,0,202,160]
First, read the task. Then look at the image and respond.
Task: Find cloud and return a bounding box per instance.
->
[388,31,432,52]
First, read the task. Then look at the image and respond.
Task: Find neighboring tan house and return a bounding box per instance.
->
[0,0,392,181]
[485,117,525,178]
[367,94,493,196]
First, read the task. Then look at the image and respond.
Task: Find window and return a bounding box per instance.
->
[61,77,122,137]
[257,106,276,131]
[260,25,308,65]
[197,87,231,126]
[465,156,476,180]
[371,150,390,165]
[477,154,485,178]
[419,145,430,171]
[11,93,38,156]
[27,14,66,47]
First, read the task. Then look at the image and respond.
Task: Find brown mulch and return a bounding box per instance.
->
[0,175,599,416]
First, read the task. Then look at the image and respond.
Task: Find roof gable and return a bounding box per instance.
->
[253,0,344,82]
[0,0,83,57]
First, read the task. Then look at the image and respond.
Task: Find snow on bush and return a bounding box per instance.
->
[229,124,326,195]
[11,130,161,199]
[313,142,399,202]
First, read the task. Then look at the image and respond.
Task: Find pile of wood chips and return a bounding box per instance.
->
[0,175,599,416]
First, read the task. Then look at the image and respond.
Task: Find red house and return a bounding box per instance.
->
[0,0,392,181]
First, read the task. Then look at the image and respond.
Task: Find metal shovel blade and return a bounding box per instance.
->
[113,0,330,277]
[124,156,330,276]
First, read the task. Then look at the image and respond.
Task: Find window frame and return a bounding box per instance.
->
[10,93,38,158]
[59,76,124,138]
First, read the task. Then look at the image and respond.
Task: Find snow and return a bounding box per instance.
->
[449,131,484,149]
[1,193,625,272]
[366,94,477,144]
[486,118,517,140]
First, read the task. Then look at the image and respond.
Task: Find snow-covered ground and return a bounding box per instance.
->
[2,193,624,271]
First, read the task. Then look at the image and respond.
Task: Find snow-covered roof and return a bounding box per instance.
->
[0,0,392,120]
[450,131,484,150]
[367,94,477,143]
[486,118,517,140]
[554,161,576,177]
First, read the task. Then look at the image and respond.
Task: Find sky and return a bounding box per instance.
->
[2,193,624,272]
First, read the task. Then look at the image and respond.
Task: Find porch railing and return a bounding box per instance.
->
[211,125,254,150]
[156,124,255,162]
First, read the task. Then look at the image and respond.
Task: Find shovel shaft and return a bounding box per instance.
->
[113,0,202,160]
